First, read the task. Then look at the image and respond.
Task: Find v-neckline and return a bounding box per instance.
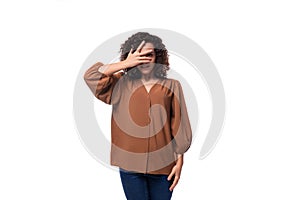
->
[140,79,160,94]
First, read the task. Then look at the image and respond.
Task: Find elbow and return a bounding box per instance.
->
[83,62,104,81]
[83,71,88,82]
[174,137,192,154]
[83,67,92,83]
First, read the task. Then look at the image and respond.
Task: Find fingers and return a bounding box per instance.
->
[168,167,180,191]
[169,176,179,191]
[167,169,175,181]
[128,48,133,55]
[136,40,145,53]
[138,57,152,61]
[137,55,152,63]
[139,49,153,56]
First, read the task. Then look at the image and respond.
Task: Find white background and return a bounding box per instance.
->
[1,0,299,199]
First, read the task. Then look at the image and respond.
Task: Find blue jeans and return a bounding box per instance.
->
[119,168,173,200]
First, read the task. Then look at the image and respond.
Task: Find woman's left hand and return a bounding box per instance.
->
[167,157,183,191]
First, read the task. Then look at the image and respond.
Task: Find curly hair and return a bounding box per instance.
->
[120,32,170,79]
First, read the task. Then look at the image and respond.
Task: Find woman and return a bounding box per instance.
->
[84,32,192,200]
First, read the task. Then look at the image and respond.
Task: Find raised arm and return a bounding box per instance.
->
[83,41,154,104]
[83,62,125,104]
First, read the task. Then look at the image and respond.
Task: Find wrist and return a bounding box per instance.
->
[176,154,183,166]
[121,60,129,70]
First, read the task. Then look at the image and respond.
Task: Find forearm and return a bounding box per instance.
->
[98,60,128,76]
[176,154,183,166]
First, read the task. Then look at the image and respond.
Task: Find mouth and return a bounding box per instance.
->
[140,64,150,68]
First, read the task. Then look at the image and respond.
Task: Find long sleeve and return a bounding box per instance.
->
[170,80,192,154]
[83,62,123,105]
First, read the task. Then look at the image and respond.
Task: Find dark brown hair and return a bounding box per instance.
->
[120,32,170,79]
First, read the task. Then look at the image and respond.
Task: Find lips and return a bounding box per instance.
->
[140,64,150,68]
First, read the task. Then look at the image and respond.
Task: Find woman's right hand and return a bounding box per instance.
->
[122,40,153,69]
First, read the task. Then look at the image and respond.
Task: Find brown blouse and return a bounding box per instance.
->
[83,62,192,175]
